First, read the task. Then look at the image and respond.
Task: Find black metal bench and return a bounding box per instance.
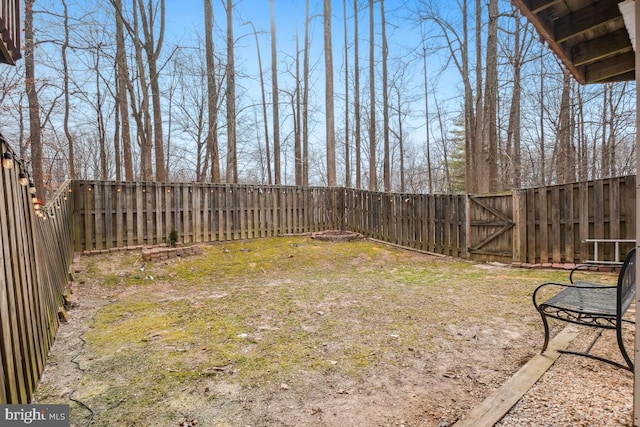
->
[532,248,636,371]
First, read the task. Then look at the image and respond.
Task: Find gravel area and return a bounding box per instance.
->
[497,326,634,427]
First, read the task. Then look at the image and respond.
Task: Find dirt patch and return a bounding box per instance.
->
[33,237,602,426]
[310,230,364,242]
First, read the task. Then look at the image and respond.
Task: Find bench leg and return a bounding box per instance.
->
[539,312,551,353]
[616,325,634,371]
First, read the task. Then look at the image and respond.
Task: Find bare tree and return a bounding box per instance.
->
[225,0,237,183]
[353,0,361,189]
[302,0,310,186]
[61,0,75,179]
[343,0,350,188]
[204,0,221,182]
[324,0,336,186]
[294,28,302,185]
[422,43,432,193]
[25,0,44,198]
[481,0,498,192]
[381,0,390,191]
[270,0,281,184]
[368,0,376,191]
[555,68,573,184]
[143,0,166,181]
[114,0,134,180]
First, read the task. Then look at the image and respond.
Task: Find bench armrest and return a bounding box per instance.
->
[569,264,597,283]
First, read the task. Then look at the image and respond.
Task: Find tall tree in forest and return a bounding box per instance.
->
[225,0,237,183]
[481,0,498,192]
[204,0,221,182]
[353,0,361,189]
[294,29,303,185]
[94,50,107,179]
[112,0,153,180]
[368,0,377,191]
[422,43,433,194]
[61,0,75,179]
[247,20,271,184]
[555,68,573,184]
[419,1,473,192]
[114,0,134,181]
[504,11,531,190]
[343,0,350,188]
[472,0,482,192]
[324,0,336,186]
[538,48,546,186]
[302,0,310,186]
[24,0,44,198]
[381,0,390,191]
[270,0,281,184]
[302,0,311,186]
[138,0,166,181]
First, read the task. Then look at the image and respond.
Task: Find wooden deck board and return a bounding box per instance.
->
[454,326,579,427]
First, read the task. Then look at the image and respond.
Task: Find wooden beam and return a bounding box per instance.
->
[512,0,587,84]
[585,51,636,83]
[455,326,580,427]
[573,29,633,67]
[554,2,623,43]
[529,0,563,15]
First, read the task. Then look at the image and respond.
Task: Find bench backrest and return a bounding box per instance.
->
[617,248,636,317]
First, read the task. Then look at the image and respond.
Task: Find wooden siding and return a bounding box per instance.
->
[0,0,21,64]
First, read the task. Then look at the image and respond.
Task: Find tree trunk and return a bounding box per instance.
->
[24,0,44,198]
[343,0,350,188]
[61,0,75,179]
[324,0,336,187]
[204,0,221,183]
[95,51,107,179]
[270,0,281,185]
[381,0,390,191]
[368,0,377,191]
[539,49,546,186]
[225,0,237,183]
[482,0,498,192]
[556,68,572,184]
[460,0,475,193]
[303,0,310,186]
[137,0,166,182]
[422,46,432,194]
[294,29,302,185]
[353,0,361,189]
[505,12,523,190]
[114,0,134,180]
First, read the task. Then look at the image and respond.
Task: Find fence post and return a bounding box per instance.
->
[512,189,520,263]
[464,194,471,259]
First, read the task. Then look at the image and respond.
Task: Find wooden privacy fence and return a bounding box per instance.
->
[72,182,344,251]
[1,172,636,403]
[72,181,468,257]
[0,138,74,403]
[73,176,636,265]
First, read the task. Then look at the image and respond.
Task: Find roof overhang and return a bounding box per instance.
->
[512,0,635,84]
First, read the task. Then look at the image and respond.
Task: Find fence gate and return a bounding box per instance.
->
[467,194,514,263]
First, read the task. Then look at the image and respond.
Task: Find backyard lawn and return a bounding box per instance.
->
[34,236,592,426]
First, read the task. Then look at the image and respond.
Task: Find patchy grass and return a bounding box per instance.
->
[35,237,606,427]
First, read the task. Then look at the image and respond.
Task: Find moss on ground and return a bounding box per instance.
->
[59,236,610,426]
